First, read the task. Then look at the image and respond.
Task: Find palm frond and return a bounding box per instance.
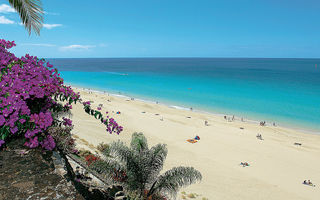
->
[152,167,202,198]
[8,0,43,35]
[109,140,132,163]
[89,159,122,175]
[130,132,148,153]
[145,144,168,183]
[89,159,127,184]
[125,153,147,191]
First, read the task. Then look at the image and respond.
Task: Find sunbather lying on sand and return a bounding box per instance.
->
[303,180,315,187]
[187,135,200,143]
[240,162,250,167]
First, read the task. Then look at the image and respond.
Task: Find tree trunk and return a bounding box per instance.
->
[147,180,157,197]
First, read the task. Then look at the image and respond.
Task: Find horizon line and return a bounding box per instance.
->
[46,57,320,59]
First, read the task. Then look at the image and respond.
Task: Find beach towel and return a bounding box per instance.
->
[303,182,315,187]
[187,139,198,143]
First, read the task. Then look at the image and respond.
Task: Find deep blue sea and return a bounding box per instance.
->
[48,58,320,132]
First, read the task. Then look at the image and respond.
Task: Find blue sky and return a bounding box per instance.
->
[0,0,320,58]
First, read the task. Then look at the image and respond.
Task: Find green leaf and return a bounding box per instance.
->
[94,111,101,119]
[8,0,44,35]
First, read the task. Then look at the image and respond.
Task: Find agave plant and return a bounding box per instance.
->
[90,132,202,199]
[8,0,43,35]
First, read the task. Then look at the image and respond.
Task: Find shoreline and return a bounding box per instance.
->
[69,86,320,200]
[69,83,319,136]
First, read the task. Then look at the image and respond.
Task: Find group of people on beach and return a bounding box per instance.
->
[303,180,315,187]
[260,121,277,126]
[240,162,249,167]
[260,121,266,126]
[224,115,236,122]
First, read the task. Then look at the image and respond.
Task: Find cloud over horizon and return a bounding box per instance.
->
[43,24,62,29]
[59,44,96,51]
[44,11,60,16]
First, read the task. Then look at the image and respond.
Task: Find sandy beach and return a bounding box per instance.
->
[69,87,320,200]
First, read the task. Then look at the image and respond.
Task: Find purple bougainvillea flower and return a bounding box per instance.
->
[62,117,73,127]
[0,115,5,126]
[0,39,122,150]
[83,101,91,106]
[0,140,5,147]
[10,127,18,134]
[40,135,56,150]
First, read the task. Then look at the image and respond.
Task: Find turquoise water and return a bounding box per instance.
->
[49,58,320,132]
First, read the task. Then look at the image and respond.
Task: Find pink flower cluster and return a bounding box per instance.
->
[0,39,123,151]
[0,39,79,150]
[83,103,123,135]
[62,117,73,127]
[107,117,123,135]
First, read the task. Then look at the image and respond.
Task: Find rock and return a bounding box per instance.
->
[114,191,127,200]
[0,138,84,200]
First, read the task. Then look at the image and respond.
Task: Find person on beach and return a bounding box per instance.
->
[232,115,235,121]
[256,134,263,140]
[303,180,315,186]
[224,116,227,120]
[205,121,208,126]
[240,162,249,167]
[260,121,266,126]
[190,107,193,111]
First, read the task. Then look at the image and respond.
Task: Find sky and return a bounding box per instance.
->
[0,0,320,58]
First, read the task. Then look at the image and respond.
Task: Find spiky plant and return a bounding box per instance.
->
[8,0,43,35]
[90,132,202,199]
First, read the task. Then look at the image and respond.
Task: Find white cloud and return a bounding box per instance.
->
[43,24,62,29]
[60,44,96,51]
[44,11,60,16]
[0,15,14,24]
[0,4,15,13]
[21,43,56,47]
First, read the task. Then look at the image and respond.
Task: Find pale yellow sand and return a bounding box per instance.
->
[70,88,320,200]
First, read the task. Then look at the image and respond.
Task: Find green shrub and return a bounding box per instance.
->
[97,142,110,152]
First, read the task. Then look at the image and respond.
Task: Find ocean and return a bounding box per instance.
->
[48,58,320,132]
